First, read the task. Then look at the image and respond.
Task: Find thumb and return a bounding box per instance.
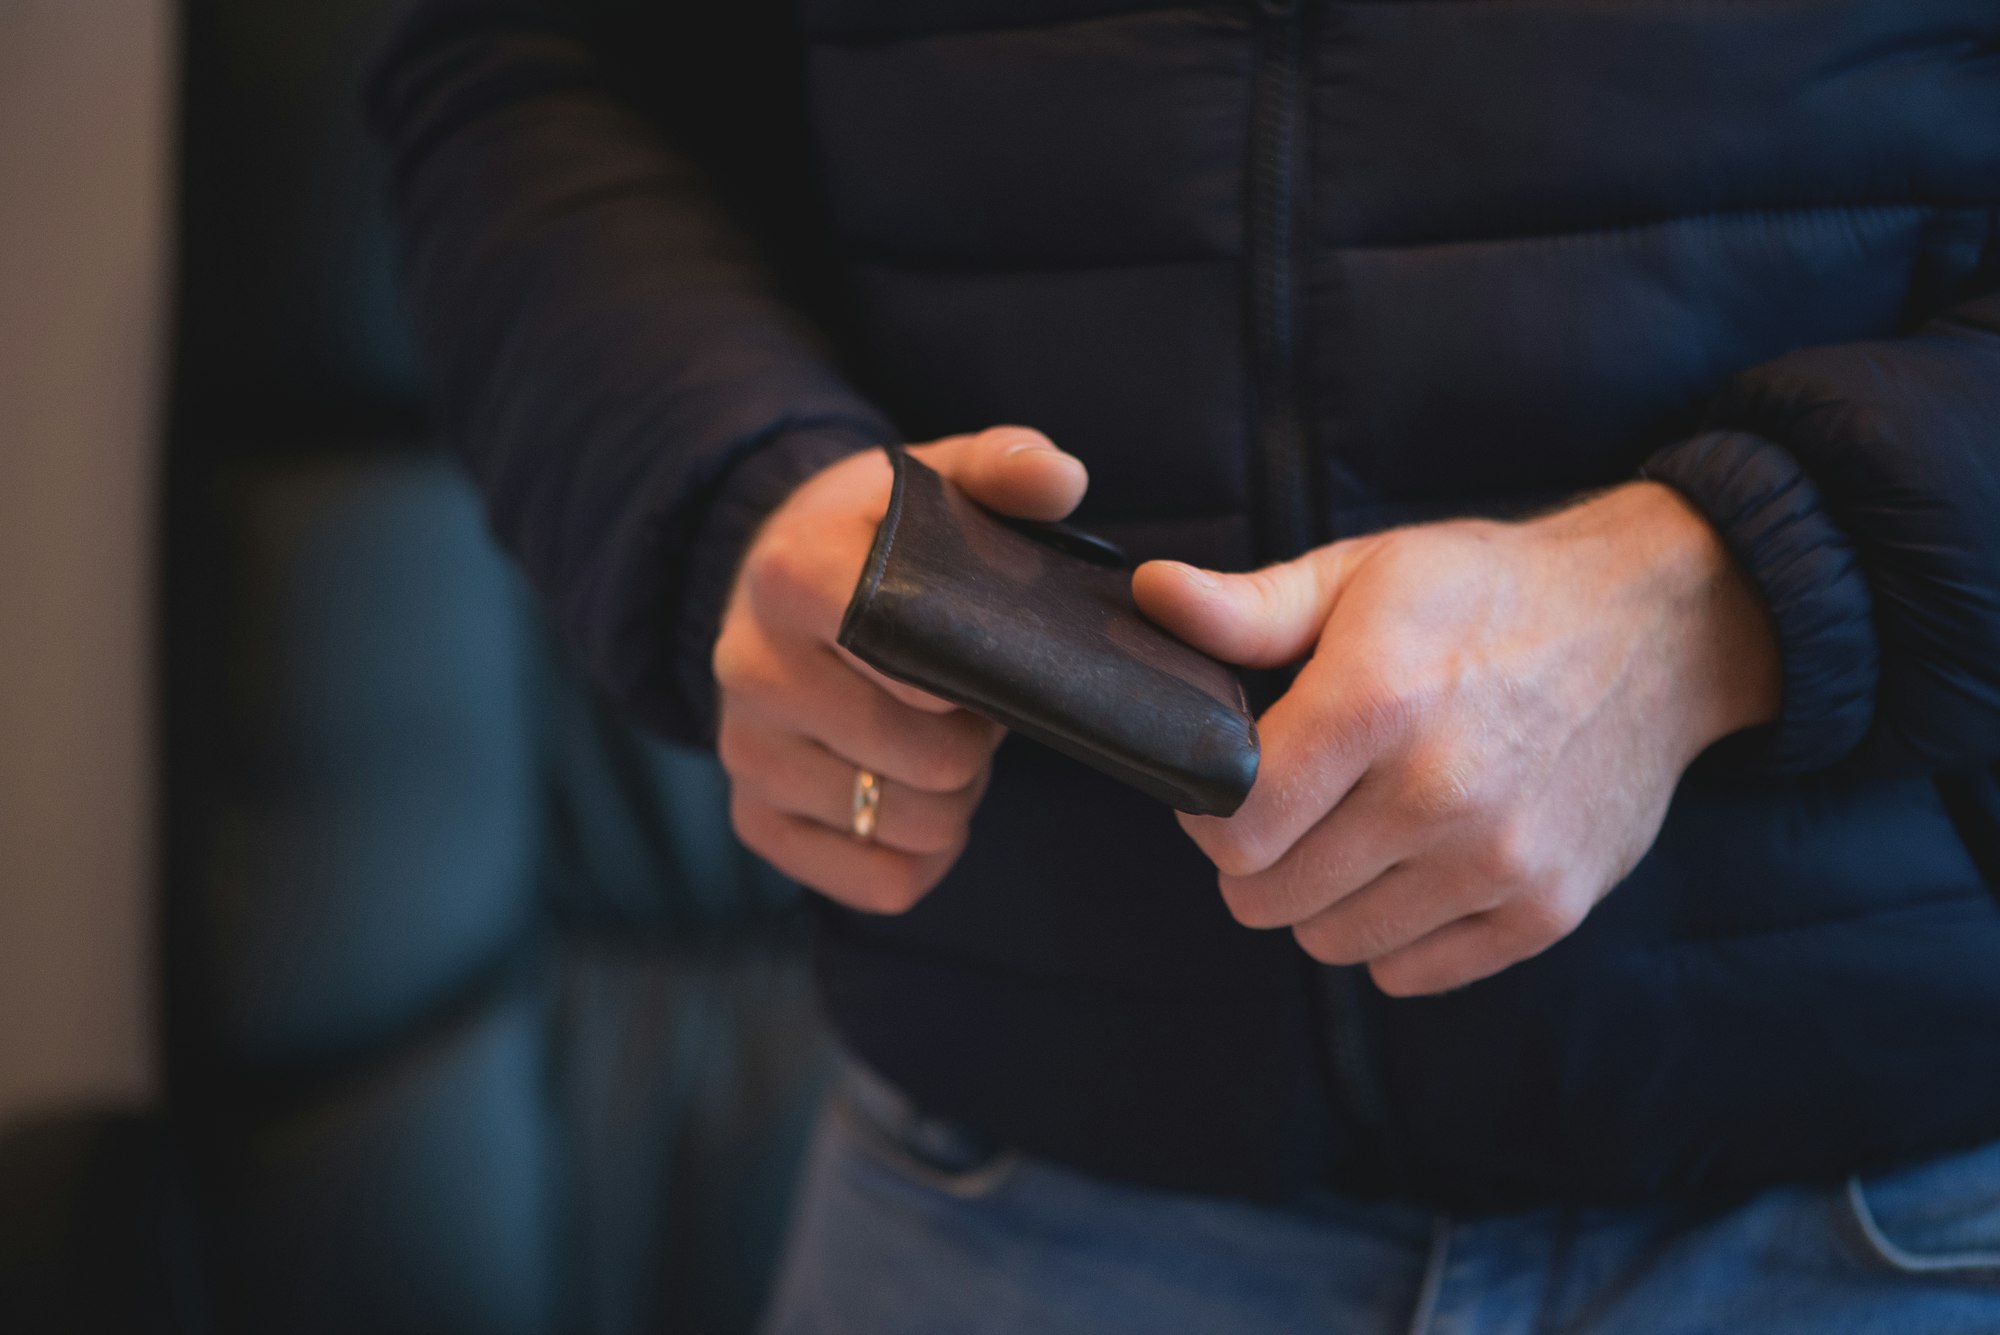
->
[909,425,1088,522]
[1132,545,1365,669]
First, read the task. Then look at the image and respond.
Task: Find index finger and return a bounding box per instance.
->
[1178,651,1388,878]
[835,642,982,718]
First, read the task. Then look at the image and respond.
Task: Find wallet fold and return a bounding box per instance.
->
[837,445,1259,817]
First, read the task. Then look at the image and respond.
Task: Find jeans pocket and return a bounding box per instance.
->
[1839,1137,2000,1282]
[832,1063,1022,1202]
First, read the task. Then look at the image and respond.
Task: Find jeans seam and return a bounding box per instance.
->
[1842,1175,2000,1276]
[831,1085,1023,1202]
[1404,1214,1452,1335]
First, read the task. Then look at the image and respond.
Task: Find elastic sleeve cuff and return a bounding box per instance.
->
[670,425,889,743]
[1640,429,1879,773]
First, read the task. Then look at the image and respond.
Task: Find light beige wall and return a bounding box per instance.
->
[0,0,175,1127]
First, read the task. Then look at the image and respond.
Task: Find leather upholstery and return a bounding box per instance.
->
[177,459,827,1334]
[118,2,836,1330]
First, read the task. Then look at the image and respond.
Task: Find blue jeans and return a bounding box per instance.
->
[763,1064,2000,1334]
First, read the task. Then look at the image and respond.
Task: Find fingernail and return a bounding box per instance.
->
[1171,562,1219,590]
[1000,431,1061,456]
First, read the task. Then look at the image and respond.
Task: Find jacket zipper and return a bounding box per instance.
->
[1248,0,1404,1189]
[1247,0,1315,563]
[1319,962,1403,1189]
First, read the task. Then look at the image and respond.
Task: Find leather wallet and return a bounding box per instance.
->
[837,445,1259,816]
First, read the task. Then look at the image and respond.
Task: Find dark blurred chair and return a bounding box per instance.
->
[0,3,831,1332]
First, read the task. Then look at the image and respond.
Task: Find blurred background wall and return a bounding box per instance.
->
[0,0,176,1128]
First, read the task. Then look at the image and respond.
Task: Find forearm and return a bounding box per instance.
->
[367,0,893,742]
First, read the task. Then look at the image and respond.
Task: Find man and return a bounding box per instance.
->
[368,0,2000,1328]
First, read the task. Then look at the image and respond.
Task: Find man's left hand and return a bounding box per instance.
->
[1132,481,1782,996]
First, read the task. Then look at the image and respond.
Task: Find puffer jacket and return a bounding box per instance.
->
[367,0,2000,1209]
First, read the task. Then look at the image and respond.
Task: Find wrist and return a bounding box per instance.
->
[683,428,889,737]
[1547,481,1783,757]
[1629,480,1784,754]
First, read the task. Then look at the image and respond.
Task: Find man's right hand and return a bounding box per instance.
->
[713,426,1089,914]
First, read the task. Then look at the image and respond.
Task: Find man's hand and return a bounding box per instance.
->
[715,426,1088,914]
[1132,482,1781,996]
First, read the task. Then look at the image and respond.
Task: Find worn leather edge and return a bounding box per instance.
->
[1227,659,1251,720]
[858,643,1256,816]
[853,565,1260,816]
[837,442,908,648]
[835,447,1259,816]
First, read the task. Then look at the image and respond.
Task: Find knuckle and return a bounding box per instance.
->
[714,721,756,779]
[1202,825,1279,881]
[904,754,956,794]
[1370,957,1444,999]
[964,755,998,799]
[712,630,779,701]
[727,790,769,853]
[941,751,988,793]
[863,859,935,915]
[898,804,964,857]
[1244,565,1291,611]
[1470,820,1542,889]
[1404,754,1478,824]
[744,531,829,613]
[710,624,746,686]
[912,741,986,794]
[1349,913,1413,964]
[1347,673,1423,744]
[1292,916,1362,967]
[1506,888,1588,947]
[1218,874,1284,929]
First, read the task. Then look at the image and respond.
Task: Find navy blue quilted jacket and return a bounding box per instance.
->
[369,0,2000,1208]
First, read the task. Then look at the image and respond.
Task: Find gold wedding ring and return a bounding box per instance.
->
[851,768,882,841]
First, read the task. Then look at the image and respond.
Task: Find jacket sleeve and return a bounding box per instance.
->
[365,0,896,746]
[1641,264,2000,777]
